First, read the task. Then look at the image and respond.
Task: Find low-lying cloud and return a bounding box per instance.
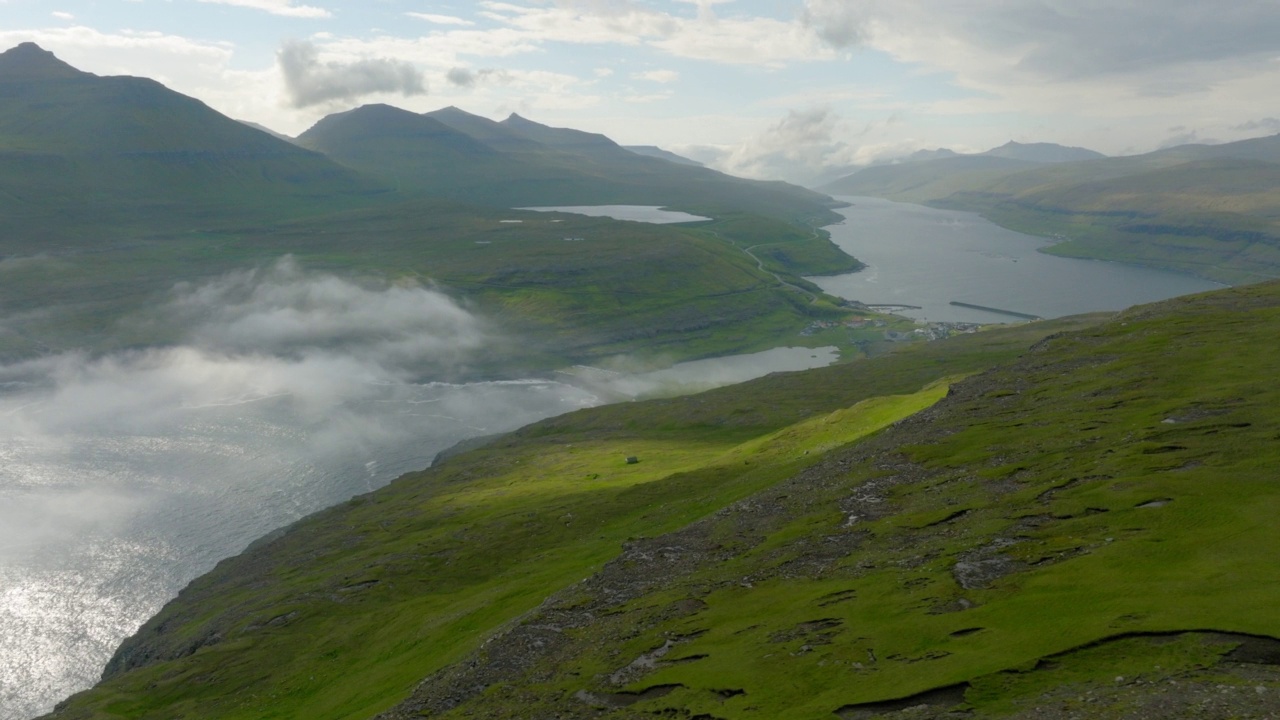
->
[164,257,485,372]
[0,259,595,717]
[278,39,426,108]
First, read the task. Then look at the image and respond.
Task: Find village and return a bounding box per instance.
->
[801,317,984,344]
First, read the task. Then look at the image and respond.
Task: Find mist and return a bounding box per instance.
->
[0,259,596,719]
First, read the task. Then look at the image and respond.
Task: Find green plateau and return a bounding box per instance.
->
[46,277,1280,719]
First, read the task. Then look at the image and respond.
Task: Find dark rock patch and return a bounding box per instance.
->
[834,682,969,719]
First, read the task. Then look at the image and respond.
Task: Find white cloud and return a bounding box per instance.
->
[624,92,673,104]
[633,69,678,83]
[707,107,863,185]
[51,11,74,21]
[465,0,831,67]
[406,13,475,26]
[197,0,331,18]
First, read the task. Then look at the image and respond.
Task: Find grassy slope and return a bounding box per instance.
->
[359,281,1280,719]
[44,316,1099,720]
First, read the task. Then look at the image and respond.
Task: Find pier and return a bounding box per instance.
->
[949,301,1042,321]
[864,303,923,311]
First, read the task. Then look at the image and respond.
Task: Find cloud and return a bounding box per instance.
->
[1157,128,1220,149]
[407,12,475,26]
[51,11,74,21]
[633,69,678,83]
[469,0,830,67]
[1234,117,1280,134]
[0,259,592,716]
[709,107,865,185]
[800,0,869,48]
[197,0,331,18]
[446,66,508,88]
[156,257,485,372]
[624,92,674,104]
[804,0,1280,86]
[278,39,426,108]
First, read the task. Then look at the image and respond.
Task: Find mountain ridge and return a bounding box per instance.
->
[298,102,844,223]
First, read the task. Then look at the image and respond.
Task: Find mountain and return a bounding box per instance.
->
[46,280,1280,719]
[298,105,843,224]
[297,104,504,189]
[820,155,1043,201]
[624,145,704,167]
[0,42,385,236]
[899,147,961,163]
[981,141,1106,163]
[238,119,294,142]
[819,142,1103,200]
[0,41,82,79]
[425,105,548,154]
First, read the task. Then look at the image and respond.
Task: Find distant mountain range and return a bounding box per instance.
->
[980,141,1106,163]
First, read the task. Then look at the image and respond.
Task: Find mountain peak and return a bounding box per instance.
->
[981,140,1106,163]
[0,42,86,80]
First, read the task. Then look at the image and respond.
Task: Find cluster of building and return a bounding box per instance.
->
[800,318,888,336]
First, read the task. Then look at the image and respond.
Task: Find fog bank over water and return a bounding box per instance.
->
[0,259,595,719]
[0,259,836,719]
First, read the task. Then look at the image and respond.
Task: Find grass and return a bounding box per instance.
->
[237,281,1280,720]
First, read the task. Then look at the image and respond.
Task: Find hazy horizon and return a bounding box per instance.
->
[1,1,1278,186]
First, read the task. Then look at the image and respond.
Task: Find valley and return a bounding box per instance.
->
[821,140,1280,285]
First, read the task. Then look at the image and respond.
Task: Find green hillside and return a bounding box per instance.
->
[43,311,1104,720]
[46,280,1280,719]
[821,134,1280,284]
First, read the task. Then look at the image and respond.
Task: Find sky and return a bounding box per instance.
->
[2,0,1280,185]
